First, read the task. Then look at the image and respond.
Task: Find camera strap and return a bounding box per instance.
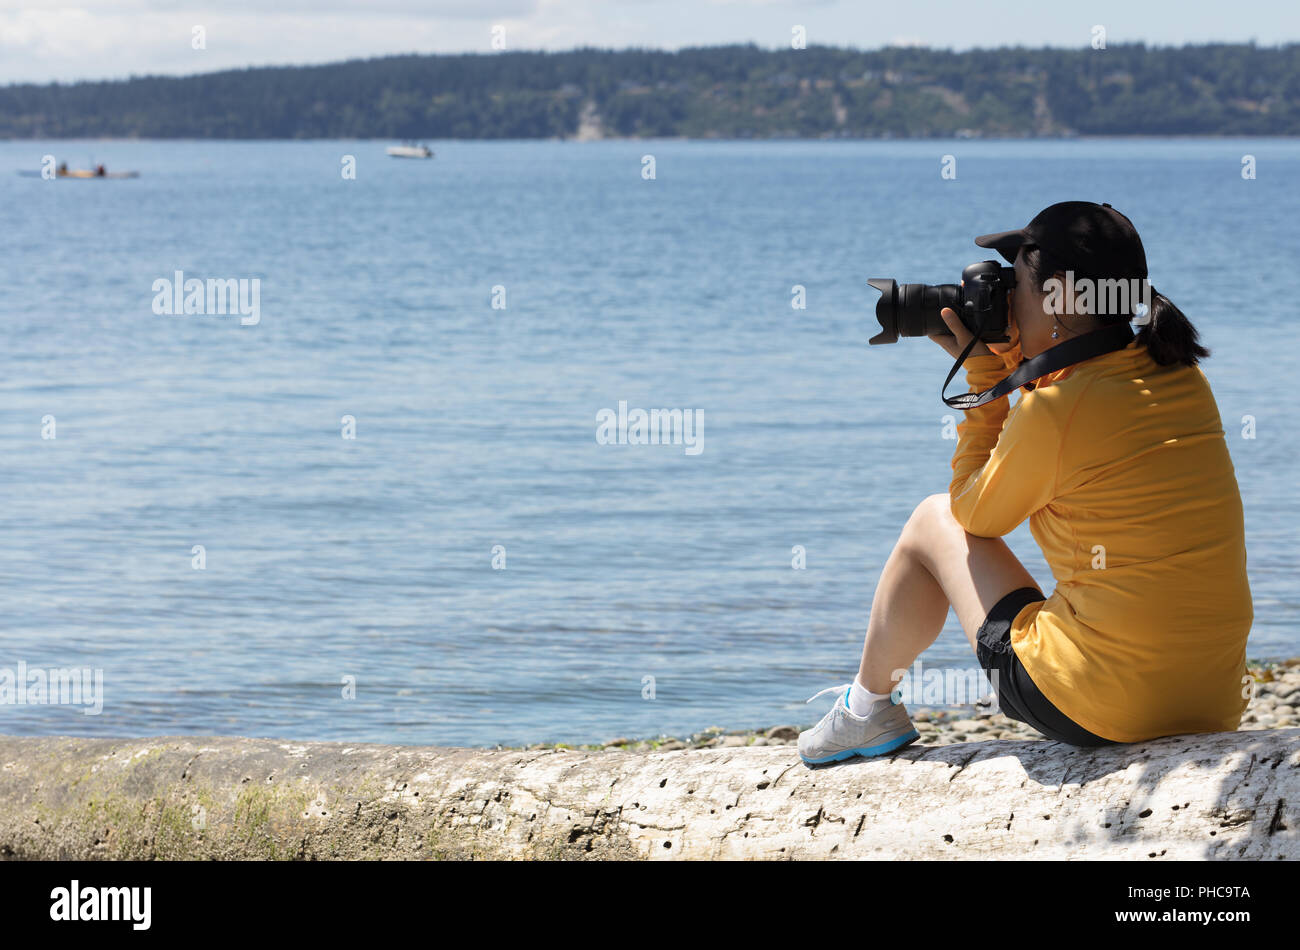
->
[941,320,1137,410]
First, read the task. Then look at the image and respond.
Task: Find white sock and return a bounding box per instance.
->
[848,677,893,717]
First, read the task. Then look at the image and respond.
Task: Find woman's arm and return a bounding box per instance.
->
[948,351,1062,538]
[930,305,1062,538]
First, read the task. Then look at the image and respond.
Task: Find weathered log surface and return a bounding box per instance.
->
[0,730,1295,860]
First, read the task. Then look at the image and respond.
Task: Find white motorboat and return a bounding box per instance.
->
[386,143,433,159]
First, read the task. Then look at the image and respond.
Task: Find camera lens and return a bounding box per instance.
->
[868,279,962,345]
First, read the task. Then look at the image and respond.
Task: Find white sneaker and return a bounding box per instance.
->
[798,684,920,765]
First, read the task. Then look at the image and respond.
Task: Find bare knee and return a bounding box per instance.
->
[894,493,967,569]
[898,493,959,557]
[914,492,952,520]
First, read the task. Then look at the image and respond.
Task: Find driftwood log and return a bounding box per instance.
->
[0,730,1295,859]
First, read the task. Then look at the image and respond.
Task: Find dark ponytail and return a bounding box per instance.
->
[1135,288,1210,367]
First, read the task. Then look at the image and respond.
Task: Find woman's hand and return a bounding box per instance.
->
[929,307,992,360]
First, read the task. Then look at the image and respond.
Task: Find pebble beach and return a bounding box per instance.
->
[520,658,1300,753]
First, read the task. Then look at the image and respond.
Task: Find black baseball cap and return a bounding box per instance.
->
[974,201,1148,280]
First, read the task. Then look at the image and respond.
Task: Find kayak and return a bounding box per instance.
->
[17,169,140,179]
[61,169,139,179]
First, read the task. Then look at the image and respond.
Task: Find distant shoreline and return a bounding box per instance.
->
[5,44,1299,139]
[7,133,1300,143]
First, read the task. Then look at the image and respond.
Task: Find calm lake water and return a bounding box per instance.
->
[1,138,1297,747]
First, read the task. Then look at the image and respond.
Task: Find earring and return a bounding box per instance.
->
[1051,322,1059,339]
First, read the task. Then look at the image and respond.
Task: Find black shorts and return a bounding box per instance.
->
[974,586,1119,747]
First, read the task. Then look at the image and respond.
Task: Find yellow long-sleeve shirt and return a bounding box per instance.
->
[950,338,1252,743]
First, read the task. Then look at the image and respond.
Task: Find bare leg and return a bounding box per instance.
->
[855,493,1039,694]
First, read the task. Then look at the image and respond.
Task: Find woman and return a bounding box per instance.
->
[799,201,1252,765]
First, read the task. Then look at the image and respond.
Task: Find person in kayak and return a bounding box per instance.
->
[799,201,1252,764]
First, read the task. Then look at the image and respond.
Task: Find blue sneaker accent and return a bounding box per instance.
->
[798,727,921,765]
[798,682,921,766]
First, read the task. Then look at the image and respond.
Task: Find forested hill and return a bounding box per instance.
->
[3,43,1299,139]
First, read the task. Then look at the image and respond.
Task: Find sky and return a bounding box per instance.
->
[2,0,1298,85]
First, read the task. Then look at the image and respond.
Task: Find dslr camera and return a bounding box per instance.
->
[867,261,1016,346]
